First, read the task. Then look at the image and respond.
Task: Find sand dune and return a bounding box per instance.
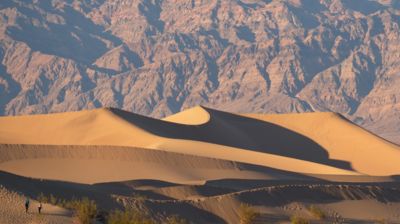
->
[0,108,161,147]
[245,112,400,175]
[0,144,280,184]
[1,106,400,223]
[163,106,211,125]
[1,106,400,184]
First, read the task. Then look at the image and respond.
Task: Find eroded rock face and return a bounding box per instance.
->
[0,0,399,142]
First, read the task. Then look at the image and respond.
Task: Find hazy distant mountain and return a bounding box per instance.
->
[0,0,399,143]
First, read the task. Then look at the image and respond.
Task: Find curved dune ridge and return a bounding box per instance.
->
[0,106,400,184]
[162,106,211,125]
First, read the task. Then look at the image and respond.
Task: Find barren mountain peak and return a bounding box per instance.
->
[0,0,399,144]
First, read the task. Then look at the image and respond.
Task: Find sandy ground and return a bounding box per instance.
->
[1,172,400,223]
[0,106,400,223]
[0,186,73,224]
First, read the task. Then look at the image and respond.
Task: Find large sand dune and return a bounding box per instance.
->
[1,106,400,183]
[1,106,400,223]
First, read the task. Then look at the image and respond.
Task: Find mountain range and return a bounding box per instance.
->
[0,0,399,143]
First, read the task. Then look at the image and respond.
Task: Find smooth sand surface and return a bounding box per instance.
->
[0,145,276,184]
[162,106,211,125]
[245,112,400,176]
[0,106,400,185]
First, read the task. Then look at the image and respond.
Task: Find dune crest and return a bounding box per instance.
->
[244,112,400,176]
[1,106,400,185]
[162,106,210,125]
[0,108,161,147]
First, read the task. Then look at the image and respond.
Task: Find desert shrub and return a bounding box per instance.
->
[62,197,79,210]
[37,192,48,203]
[72,197,97,224]
[58,198,68,208]
[290,215,310,224]
[375,219,387,224]
[107,208,154,224]
[132,193,148,202]
[34,194,97,224]
[49,194,58,205]
[36,193,57,205]
[56,196,97,224]
[239,203,259,224]
[165,214,188,224]
[307,205,325,219]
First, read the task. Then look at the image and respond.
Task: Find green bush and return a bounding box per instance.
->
[307,205,325,219]
[290,215,310,224]
[239,203,259,224]
[165,214,188,224]
[107,208,154,224]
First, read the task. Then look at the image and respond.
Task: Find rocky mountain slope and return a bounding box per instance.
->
[0,0,399,143]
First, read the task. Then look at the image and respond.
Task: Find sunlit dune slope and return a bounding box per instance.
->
[0,145,282,184]
[163,106,400,176]
[0,106,399,184]
[244,112,400,176]
[0,108,160,147]
[163,106,210,125]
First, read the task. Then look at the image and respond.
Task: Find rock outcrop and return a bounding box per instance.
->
[0,0,399,143]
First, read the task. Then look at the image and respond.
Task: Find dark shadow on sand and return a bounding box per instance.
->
[0,171,228,223]
[110,107,352,171]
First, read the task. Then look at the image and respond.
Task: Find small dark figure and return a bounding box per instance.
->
[25,197,30,213]
[38,202,42,214]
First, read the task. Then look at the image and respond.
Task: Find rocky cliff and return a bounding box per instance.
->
[0,0,399,143]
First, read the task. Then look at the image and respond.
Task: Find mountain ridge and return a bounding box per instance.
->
[0,0,399,143]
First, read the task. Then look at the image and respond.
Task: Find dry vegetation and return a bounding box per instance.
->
[239,203,259,224]
[290,215,310,224]
[307,205,326,219]
[165,215,188,224]
[107,209,154,224]
[36,193,189,224]
[36,194,97,224]
[375,219,388,224]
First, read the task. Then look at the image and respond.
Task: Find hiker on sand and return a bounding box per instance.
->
[25,197,30,213]
[38,202,42,214]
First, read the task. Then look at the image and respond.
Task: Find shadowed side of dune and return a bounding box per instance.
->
[194,183,400,223]
[244,111,400,176]
[0,171,228,223]
[1,170,400,224]
[1,107,400,176]
[110,107,352,170]
[110,107,400,176]
[0,171,121,210]
[0,144,329,184]
[115,181,400,224]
